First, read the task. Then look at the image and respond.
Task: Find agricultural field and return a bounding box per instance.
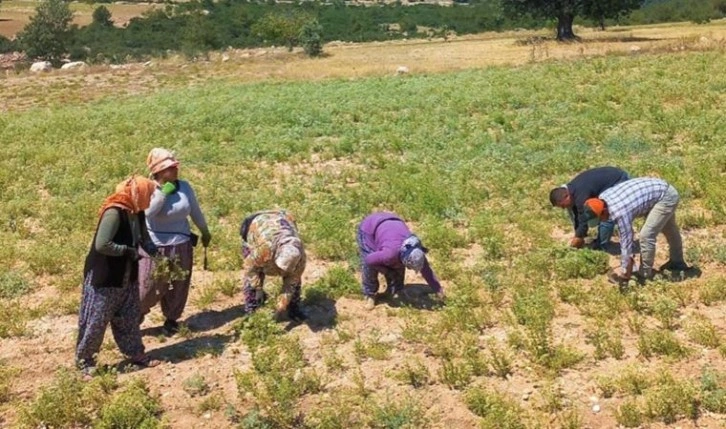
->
[0,0,158,38]
[1,20,726,428]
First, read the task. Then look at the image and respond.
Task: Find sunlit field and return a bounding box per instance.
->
[1,21,725,428]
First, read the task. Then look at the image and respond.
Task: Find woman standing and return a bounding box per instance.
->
[138,148,211,335]
[77,176,160,376]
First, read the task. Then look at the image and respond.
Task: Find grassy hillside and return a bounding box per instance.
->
[1,38,725,427]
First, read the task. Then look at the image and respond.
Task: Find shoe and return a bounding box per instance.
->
[364,296,376,310]
[287,304,307,323]
[607,269,630,286]
[659,260,691,272]
[130,354,161,368]
[77,359,97,380]
[162,319,179,336]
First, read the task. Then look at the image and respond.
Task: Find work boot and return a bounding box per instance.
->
[364,295,376,310]
[287,302,307,323]
[162,319,179,336]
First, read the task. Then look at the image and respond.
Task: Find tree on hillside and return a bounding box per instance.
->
[503,0,642,40]
[251,12,311,51]
[17,0,74,65]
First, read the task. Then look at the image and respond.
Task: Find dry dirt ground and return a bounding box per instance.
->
[2,20,726,113]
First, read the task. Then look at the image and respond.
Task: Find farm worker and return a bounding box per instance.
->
[583,177,692,284]
[77,176,161,377]
[138,148,211,336]
[357,212,444,310]
[240,209,307,322]
[549,166,630,250]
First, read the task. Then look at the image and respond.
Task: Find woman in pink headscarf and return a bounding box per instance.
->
[138,148,211,335]
[77,176,161,377]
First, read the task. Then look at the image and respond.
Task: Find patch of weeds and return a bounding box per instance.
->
[701,367,726,413]
[550,248,609,280]
[556,281,589,306]
[643,374,699,424]
[539,384,566,413]
[96,378,163,429]
[637,329,690,360]
[194,286,219,310]
[539,344,584,373]
[368,396,428,429]
[305,395,361,429]
[0,361,18,404]
[651,295,679,330]
[216,278,238,297]
[464,386,526,429]
[198,392,224,414]
[438,357,473,390]
[177,322,193,339]
[0,271,32,299]
[487,343,513,378]
[557,409,583,429]
[323,350,346,373]
[353,331,392,361]
[20,368,94,428]
[183,373,210,397]
[0,300,27,338]
[234,337,309,427]
[615,399,643,428]
[393,359,430,388]
[699,277,726,305]
[439,288,492,333]
[596,376,616,399]
[235,310,282,352]
[239,409,276,429]
[512,285,554,360]
[685,314,721,348]
[586,321,624,360]
[304,264,359,304]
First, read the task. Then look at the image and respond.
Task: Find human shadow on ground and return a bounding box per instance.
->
[383,283,444,311]
[126,333,235,366]
[290,296,338,333]
[140,305,246,337]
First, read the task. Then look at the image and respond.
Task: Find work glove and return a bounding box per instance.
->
[201,230,212,247]
[161,181,177,196]
[124,246,140,261]
[141,240,158,257]
[570,237,585,249]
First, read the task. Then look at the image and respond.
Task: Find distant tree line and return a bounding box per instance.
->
[1,0,725,64]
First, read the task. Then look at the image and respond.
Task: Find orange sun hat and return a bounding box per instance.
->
[583,198,605,227]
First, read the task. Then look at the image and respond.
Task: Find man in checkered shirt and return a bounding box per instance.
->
[582,177,690,283]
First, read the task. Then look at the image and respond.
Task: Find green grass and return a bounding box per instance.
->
[1,44,726,428]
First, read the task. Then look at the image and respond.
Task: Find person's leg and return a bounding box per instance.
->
[383,267,405,297]
[660,186,684,267]
[280,256,306,320]
[76,281,114,369]
[639,187,679,278]
[110,283,145,360]
[242,259,266,313]
[597,220,616,248]
[160,242,193,328]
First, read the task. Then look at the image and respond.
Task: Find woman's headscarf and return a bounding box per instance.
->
[275,236,304,272]
[98,175,157,217]
[146,148,180,176]
[400,234,427,272]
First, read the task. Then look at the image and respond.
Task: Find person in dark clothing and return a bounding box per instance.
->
[77,176,161,378]
[549,166,630,249]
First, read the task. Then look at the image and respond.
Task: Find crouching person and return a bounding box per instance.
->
[240,210,306,322]
[77,176,161,378]
[583,177,693,285]
[357,212,444,310]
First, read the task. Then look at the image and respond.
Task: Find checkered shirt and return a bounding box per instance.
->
[600,178,669,269]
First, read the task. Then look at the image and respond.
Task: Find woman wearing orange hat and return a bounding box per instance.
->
[76,176,161,377]
[138,148,211,336]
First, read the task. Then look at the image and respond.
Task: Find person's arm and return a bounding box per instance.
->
[186,183,211,245]
[138,212,158,256]
[364,247,399,267]
[574,204,589,238]
[420,258,442,293]
[145,188,166,218]
[95,209,130,256]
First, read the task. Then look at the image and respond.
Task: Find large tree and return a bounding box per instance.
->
[503,0,641,41]
[17,0,74,64]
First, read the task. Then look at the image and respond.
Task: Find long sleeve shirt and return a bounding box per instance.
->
[599,178,669,269]
[145,180,208,246]
[567,167,630,238]
[359,212,442,292]
[95,209,142,256]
